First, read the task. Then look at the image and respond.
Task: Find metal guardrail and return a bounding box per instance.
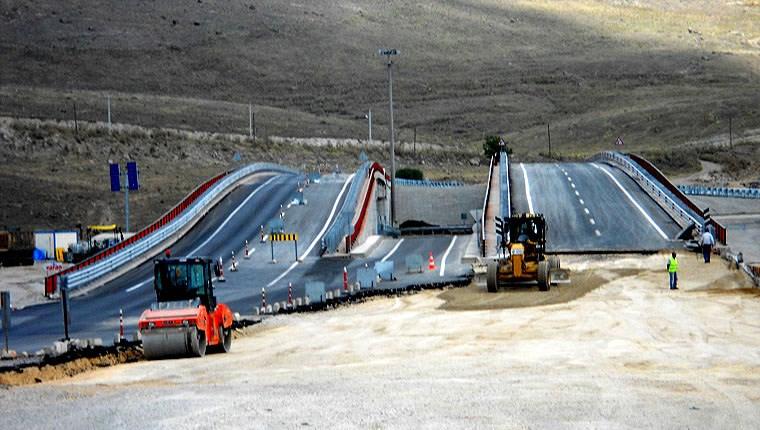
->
[595,151,728,245]
[349,162,388,247]
[678,185,760,199]
[321,162,370,254]
[49,163,300,292]
[480,154,496,257]
[395,178,464,188]
[595,151,704,229]
[499,149,511,220]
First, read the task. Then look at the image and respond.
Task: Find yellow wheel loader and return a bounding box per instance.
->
[486,213,559,292]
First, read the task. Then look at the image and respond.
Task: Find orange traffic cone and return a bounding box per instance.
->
[428,251,436,271]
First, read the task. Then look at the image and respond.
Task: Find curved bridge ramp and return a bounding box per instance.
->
[511,162,681,252]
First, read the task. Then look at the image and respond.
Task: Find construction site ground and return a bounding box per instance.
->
[1,253,758,428]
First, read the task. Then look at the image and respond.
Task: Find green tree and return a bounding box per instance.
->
[483,135,511,158]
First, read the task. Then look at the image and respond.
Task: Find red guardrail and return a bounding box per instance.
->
[44,170,230,296]
[627,154,727,245]
[348,162,389,248]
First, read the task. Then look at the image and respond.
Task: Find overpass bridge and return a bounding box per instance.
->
[481,150,726,257]
[7,149,728,353]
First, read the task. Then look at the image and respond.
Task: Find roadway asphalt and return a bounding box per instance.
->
[8,172,473,352]
[9,173,303,351]
[510,162,682,252]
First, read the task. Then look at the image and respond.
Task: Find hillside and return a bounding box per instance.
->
[1,0,759,230]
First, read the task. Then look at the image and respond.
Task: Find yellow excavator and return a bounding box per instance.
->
[486,213,559,292]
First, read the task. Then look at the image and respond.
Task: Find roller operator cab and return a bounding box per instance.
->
[486,213,559,292]
[138,258,234,359]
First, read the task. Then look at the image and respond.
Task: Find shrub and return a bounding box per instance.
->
[483,135,512,158]
[396,167,424,180]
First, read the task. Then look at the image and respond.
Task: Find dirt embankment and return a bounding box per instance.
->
[0,117,481,232]
[0,347,142,387]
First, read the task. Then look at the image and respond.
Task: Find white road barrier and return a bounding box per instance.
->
[63,163,299,291]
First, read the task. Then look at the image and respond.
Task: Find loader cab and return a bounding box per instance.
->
[153,258,217,311]
[508,214,546,256]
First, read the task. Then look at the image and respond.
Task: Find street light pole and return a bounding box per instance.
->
[379,48,399,226]
[365,109,372,152]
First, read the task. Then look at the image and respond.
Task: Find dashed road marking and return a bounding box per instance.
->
[579,199,585,205]
[593,164,669,240]
[584,207,590,215]
[590,218,596,225]
[267,173,355,288]
[126,278,151,293]
[185,176,279,258]
[575,190,580,196]
[595,229,602,236]
[571,183,576,189]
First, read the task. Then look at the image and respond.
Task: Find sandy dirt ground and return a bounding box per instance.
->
[1,253,759,429]
[0,263,59,309]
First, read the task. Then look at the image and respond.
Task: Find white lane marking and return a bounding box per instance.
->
[593,164,669,240]
[575,190,580,196]
[571,183,576,189]
[126,278,151,293]
[185,176,278,258]
[381,239,405,262]
[589,218,596,225]
[127,177,279,293]
[519,163,534,213]
[595,229,602,236]
[579,199,585,205]
[584,208,590,215]
[266,174,355,288]
[439,236,457,277]
[567,177,572,182]
[299,173,355,259]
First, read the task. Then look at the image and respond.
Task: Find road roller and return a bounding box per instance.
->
[138,257,233,359]
[487,213,559,292]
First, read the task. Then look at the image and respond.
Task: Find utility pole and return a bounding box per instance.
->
[249,103,253,140]
[365,109,372,153]
[73,102,79,137]
[547,122,552,158]
[413,127,417,156]
[107,95,112,132]
[379,48,399,226]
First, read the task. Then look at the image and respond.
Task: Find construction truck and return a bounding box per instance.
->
[138,257,234,359]
[0,230,35,267]
[486,213,559,292]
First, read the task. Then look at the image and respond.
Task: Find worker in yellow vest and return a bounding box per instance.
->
[667,252,679,290]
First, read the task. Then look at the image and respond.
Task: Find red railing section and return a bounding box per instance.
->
[44,170,230,296]
[348,162,389,248]
[627,154,727,245]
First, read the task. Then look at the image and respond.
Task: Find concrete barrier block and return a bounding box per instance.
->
[91,338,103,347]
[295,297,303,307]
[304,296,310,306]
[51,341,68,356]
[273,302,281,313]
[265,304,273,314]
[280,301,287,311]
